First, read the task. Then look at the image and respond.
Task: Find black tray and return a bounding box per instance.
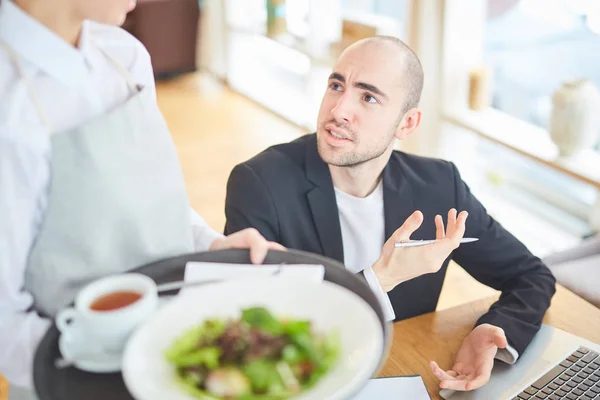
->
[33,249,392,400]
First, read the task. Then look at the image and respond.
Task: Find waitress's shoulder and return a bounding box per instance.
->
[85,20,152,76]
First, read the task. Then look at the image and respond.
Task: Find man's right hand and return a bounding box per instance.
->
[372,209,468,292]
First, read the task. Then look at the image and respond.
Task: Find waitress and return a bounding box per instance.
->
[0,0,283,394]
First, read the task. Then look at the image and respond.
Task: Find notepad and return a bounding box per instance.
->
[352,376,431,399]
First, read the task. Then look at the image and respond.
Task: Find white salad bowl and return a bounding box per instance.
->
[122,277,384,400]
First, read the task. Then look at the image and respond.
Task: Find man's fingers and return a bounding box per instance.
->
[494,328,508,349]
[452,362,466,374]
[429,211,466,256]
[430,361,454,381]
[441,374,489,391]
[435,215,445,239]
[392,210,424,242]
[464,373,491,391]
[430,361,461,381]
[447,208,457,228]
[447,211,468,243]
[440,379,469,391]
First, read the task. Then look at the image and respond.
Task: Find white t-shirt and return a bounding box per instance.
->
[334,181,395,321]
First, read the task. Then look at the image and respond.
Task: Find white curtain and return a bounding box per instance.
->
[488,0,521,19]
[198,0,228,79]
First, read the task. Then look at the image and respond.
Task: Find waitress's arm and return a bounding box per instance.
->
[0,136,52,388]
[189,209,224,251]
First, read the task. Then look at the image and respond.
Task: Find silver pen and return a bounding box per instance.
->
[394,237,479,248]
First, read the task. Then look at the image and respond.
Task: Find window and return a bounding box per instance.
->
[485,0,600,148]
[223,0,411,130]
[437,0,600,251]
[341,0,410,43]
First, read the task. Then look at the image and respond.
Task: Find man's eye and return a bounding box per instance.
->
[330,82,343,91]
[364,94,378,104]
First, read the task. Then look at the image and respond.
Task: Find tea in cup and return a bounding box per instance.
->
[55,273,158,353]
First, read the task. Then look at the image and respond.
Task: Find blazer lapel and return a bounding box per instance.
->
[304,135,344,263]
[382,155,416,240]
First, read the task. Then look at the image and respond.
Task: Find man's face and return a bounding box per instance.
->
[75,0,137,26]
[316,42,409,167]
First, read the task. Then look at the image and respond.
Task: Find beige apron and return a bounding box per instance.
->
[2,39,194,324]
[4,37,195,399]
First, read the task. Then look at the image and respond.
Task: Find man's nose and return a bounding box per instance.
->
[331,94,353,124]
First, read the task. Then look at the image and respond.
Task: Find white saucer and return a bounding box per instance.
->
[57,296,176,373]
[58,333,122,373]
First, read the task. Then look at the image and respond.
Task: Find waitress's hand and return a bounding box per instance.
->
[372,209,468,292]
[210,228,286,264]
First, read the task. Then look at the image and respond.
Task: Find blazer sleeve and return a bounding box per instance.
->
[224,163,279,242]
[450,162,556,355]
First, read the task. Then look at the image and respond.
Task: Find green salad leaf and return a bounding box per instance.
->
[281,344,304,364]
[283,320,310,335]
[166,319,226,362]
[170,347,221,368]
[306,331,341,387]
[243,359,285,393]
[288,330,318,362]
[241,307,283,335]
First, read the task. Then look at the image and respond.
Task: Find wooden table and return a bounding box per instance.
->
[0,373,7,400]
[378,285,600,399]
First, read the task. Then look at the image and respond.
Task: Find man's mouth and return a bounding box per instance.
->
[325,124,352,141]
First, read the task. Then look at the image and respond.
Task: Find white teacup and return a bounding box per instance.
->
[56,273,158,353]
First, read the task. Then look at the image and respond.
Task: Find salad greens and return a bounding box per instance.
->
[165,307,340,399]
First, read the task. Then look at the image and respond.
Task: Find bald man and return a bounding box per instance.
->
[224,36,556,393]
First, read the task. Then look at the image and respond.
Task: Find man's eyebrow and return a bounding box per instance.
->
[355,82,388,100]
[328,72,388,100]
[328,72,345,83]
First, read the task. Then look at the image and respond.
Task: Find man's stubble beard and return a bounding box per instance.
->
[316,124,398,168]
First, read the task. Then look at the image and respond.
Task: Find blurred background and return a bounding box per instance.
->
[124,0,600,308]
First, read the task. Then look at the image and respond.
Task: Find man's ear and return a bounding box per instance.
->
[394,108,422,140]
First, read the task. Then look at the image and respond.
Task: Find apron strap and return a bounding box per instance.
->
[98,46,140,93]
[0,37,141,136]
[0,40,54,132]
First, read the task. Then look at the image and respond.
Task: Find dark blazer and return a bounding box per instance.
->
[225,133,556,355]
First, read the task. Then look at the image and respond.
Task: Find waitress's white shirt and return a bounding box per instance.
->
[0,0,222,387]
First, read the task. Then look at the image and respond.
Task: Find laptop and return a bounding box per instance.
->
[442,324,600,400]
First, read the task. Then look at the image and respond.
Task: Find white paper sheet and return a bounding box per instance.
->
[183,262,325,289]
[352,376,431,399]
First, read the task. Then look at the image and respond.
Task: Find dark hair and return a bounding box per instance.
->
[372,35,424,112]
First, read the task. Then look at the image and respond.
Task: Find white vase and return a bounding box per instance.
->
[549,79,600,157]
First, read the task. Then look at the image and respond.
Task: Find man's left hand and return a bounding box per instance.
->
[430,324,508,391]
[210,228,286,264]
